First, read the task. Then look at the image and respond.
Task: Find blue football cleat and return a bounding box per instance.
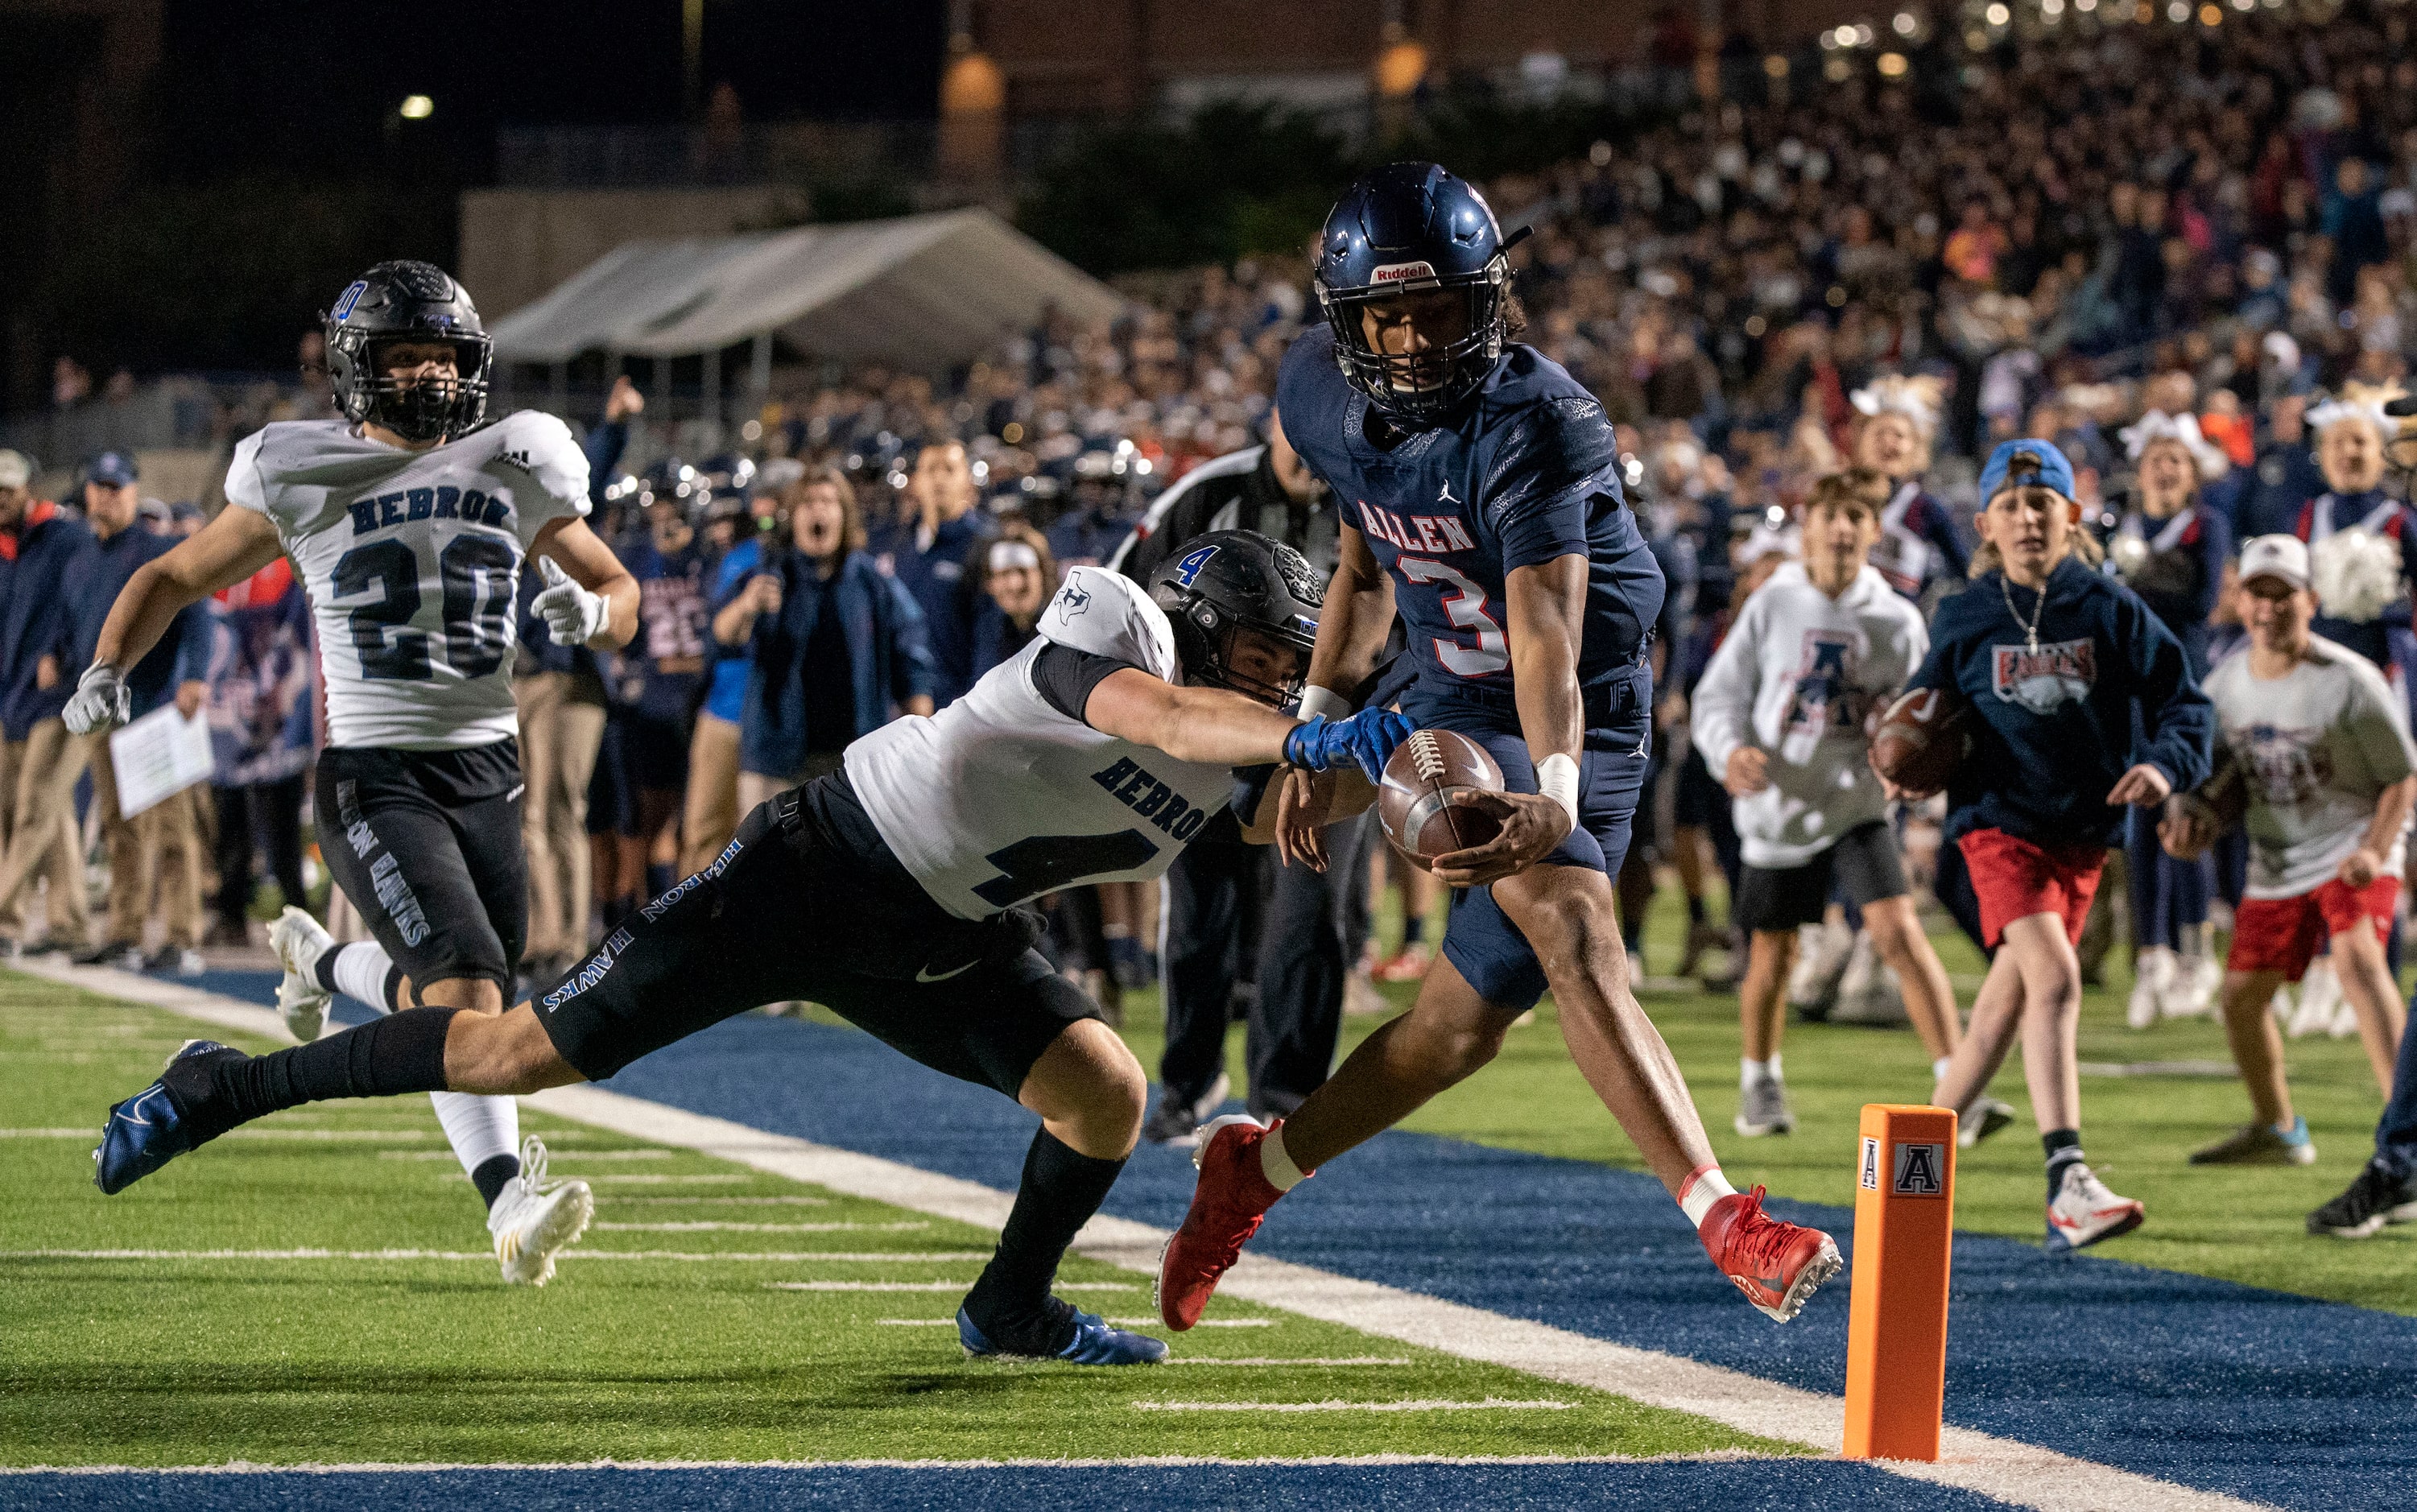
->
[957,1303,1167,1365]
[93,1039,234,1195]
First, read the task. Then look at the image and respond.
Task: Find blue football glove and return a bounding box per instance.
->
[1283,708,1416,784]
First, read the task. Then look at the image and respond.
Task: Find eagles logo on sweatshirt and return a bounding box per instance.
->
[1992,638,2097,716]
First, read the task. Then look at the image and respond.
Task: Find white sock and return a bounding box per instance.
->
[432,1092,521,1204]
[1680,1165,1738,1228]
[328,941,399,1013]
[1259,1123,1307,1192]
[1932,1056,1953,1083]
[1740,1055,1781,1089]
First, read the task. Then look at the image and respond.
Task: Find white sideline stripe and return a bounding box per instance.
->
[768,1281,1133,1293]
[1165,1357,1411,1368]
[605,1195,832,1206]
[0,1128,95,1138]
[6,1249,994,1264]
[1134,1398,1569,1413]
[0,1452,1775,1474]
[593,1222,930,1233]
[874,1318,1275,1328]
[31,960,2277,1512]
[383,1147,675,1161]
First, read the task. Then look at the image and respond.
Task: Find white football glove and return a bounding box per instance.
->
[63,662,131,736]
[532,557,610,647]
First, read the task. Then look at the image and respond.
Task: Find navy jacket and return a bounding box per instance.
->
[80,526,213,719]
[0,504,94,740]
[875,510,992,708]
[1912,556,2212,849]
[740,550,934,778]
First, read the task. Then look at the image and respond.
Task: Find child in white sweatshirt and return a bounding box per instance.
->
[1692,469,2006,1143]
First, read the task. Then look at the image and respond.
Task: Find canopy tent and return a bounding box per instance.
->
[485,208,1123,371]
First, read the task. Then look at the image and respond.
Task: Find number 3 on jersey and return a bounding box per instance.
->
[333,535,519,680]
[1399,556,1509,677]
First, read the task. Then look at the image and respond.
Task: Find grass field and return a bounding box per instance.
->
[1111,895,2417,1318]
[0,976,1793,1469]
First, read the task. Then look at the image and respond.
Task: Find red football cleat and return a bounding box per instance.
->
[1155,1114,1292,1330]
[1698,1185,1842,1323]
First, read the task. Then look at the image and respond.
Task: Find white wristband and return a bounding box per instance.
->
[1536,752,1580,830]
[1296,684,1353,723]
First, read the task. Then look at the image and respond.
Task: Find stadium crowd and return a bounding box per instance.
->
[8,2,2416,1212]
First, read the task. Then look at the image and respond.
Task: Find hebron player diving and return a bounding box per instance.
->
[67,260,641,1285]
[1155,162,1842,1330]
[91,531,1413,1365]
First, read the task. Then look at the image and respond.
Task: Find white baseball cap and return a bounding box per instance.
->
[2237,534,2311,592]
[0,450,28,490]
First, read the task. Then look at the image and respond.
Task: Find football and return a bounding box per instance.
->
[1870,685,1973,798]
[1378,729,1508,871]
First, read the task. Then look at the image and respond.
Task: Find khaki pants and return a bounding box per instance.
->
[680,713,744,877]
[0,719,92,945]
[93,742,203,950]
[736,752,846,820]
[516,671,607,960]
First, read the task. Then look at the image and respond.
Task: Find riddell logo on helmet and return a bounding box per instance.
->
[1370,262,1439,284]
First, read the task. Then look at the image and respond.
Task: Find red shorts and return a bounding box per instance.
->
[2228,876,2400,982]
[1957,828,2106,950]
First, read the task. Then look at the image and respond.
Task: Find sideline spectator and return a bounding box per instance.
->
[718,466,933,812]
[72,452,211,973]
[969,523,1056,676]
[875,440,990,707]
[204,557,313,942]
[514,376,638,969]
[680,479,787,878]
[594,489,711,925]
[0,449,95,955]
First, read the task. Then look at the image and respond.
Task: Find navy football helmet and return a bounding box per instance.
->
[1313,162,1517,427]
[322,260,493,444]
[1148,529,1324,705]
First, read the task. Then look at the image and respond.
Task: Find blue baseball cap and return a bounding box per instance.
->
[86,451,138,489]
[1977,439,2075,504]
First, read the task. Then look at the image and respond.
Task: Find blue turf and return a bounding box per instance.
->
[197,973,2417,1510]
[0,1461,2014,1511]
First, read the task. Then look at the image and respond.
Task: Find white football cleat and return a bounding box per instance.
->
[487,1136,593,1287]
[2160,954,2219,1019]
[2126,948,2175,1031]
[2044,1160,2144,1255]
[268,906,335,1043]
[1785,920,1852,1015]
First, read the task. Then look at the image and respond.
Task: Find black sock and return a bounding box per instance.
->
[167,1008,461,1144]
[312,949,342,996]
[961,1129,1126,1349]
[2043,1128,2084,1199]
[1688,894,1706,925]
[471,1152,521,1209]
[1402,915,1424,947]
[646,862,675,901]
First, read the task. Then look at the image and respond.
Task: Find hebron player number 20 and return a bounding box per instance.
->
[66,259,641,1287]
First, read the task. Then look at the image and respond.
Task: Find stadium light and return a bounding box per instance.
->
[1878,50,1910,75]
[1984,3,2010,24]
[2077,0,2098,12]
[1894,10,1919,32]
[2043,0,2065,17]
[1764,53,1790,76]
[399,94,434,120]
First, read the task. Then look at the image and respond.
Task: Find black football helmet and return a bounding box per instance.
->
[1147,528,1324,704]
[323,260,492,444]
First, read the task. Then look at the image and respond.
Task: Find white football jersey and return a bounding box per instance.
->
[224,413,591,750]
[846,567,1239,919]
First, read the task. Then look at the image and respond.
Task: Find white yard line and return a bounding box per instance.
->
[1131,1397,1570,1413]
[25,960,2276,1512]
[6,1249,997,1264]
[1163,1357,1411,1367]
[0,1452,1770,1473]
[593,1221,929,1233]
[766,1281,1134,1293]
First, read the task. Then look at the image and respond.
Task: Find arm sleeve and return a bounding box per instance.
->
[1031,641,1145,725]
[1688,599,1760,775]
[2123,592,2215,791]
[1484,395,1623,572]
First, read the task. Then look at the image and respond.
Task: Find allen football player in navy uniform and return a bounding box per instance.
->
[1158,163,1841,1331]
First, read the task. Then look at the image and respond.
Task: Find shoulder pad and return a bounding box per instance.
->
[1037,565,1180,680]
[492,411,590,511]
[1482,393,1622,517]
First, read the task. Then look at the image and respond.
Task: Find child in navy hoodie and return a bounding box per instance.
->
[1903,440,2214,1255]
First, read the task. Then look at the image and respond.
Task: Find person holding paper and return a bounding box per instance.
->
[68,452,212,975]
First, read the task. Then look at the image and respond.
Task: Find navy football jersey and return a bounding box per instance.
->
[1276,326,1663,696]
